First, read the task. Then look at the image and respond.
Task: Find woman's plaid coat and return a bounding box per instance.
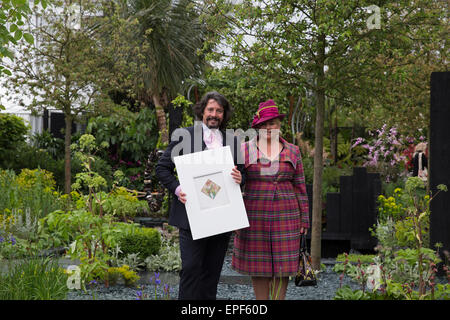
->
[232,137,310,277]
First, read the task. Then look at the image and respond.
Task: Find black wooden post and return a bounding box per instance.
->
[351,167,370,250]
[325,193,340,234]
[430,72,450,258]
[339,175,353,236]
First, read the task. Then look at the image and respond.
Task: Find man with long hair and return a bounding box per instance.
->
[156,91,245,300]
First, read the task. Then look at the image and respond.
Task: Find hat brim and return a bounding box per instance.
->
[251,114,286,128]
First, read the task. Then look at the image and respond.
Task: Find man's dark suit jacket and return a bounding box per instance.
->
[155,124,245,230]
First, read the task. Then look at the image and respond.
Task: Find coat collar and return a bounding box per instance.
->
[246,136,298,168]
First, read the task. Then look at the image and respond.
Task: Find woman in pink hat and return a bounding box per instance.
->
[232,99,310,300]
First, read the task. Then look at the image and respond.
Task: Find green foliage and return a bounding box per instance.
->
[102,187,148,220]
[0,169,62,220]
[118,227,161,260]
[0,113,28,150]
[364,178,448,299]
[171,94,194,128]
[30,130,65,160]
[336,254,376,264]
[0,0,47,75]
[0,113,29,167]
[377,192,406,222]
[334,177,449,300]
[334,286,368,300]
[0,257,68,300]
[202,67,293,137]
[40,209,145,286]
[106,265,140,287]
[87,106,158,163]
[145,238,181,272]
[71,134,111,213]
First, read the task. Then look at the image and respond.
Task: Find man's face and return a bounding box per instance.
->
[202,99,224,129]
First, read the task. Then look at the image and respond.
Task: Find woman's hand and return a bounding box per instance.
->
[300,227,307,235]
[231,166,242,184]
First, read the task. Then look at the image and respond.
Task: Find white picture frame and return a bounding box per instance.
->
[174,146,249,240]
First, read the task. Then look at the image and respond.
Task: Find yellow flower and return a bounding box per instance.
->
[394,188,402,194]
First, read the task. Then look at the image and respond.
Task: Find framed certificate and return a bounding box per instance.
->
[174,146,249,240]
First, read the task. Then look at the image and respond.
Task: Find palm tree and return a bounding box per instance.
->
[120,0,206,145]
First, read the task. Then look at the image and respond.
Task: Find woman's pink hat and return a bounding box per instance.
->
[251,99,286,128]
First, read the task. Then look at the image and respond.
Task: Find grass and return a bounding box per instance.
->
[0,256,69,300]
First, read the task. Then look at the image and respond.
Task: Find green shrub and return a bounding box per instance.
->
[145,238,181,272]
[102,187,149,219]
[0,114,29,168]
[118,227,161,259]
[107,265,140,287]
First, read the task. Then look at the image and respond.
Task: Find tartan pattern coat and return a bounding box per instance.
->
[232,136,310,277]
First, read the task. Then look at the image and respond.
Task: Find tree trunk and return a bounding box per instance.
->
[153,93,169,145]
[64,112,72,194]
[311,33,326,270]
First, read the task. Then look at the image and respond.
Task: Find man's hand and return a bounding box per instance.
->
[178,190,187,204]
[231,166,242,184]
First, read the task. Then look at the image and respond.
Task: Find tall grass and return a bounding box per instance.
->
[0,256,69,300]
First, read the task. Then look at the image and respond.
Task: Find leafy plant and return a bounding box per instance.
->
[0,257,68,300]
[0,113,29,167]
[102,187,149,220]
[30,130,65,160]
[145,238,181,272]
[106,265,140,287]
[118,227,161,260]
[339,178,449,300]
[336,253,376,264]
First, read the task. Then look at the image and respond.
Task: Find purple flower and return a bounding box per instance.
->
[154,272,161,285]
[136,290,143,300]
[0,236,4,243]
[351,137,364,148]
[10,236,16,246]
[389,127,397,136]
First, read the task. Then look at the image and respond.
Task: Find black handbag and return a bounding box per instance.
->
[295,234,317,287]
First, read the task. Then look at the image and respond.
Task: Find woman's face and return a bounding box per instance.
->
[257,118,281,140]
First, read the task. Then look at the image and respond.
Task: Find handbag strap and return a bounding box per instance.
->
[300,234,307,252]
